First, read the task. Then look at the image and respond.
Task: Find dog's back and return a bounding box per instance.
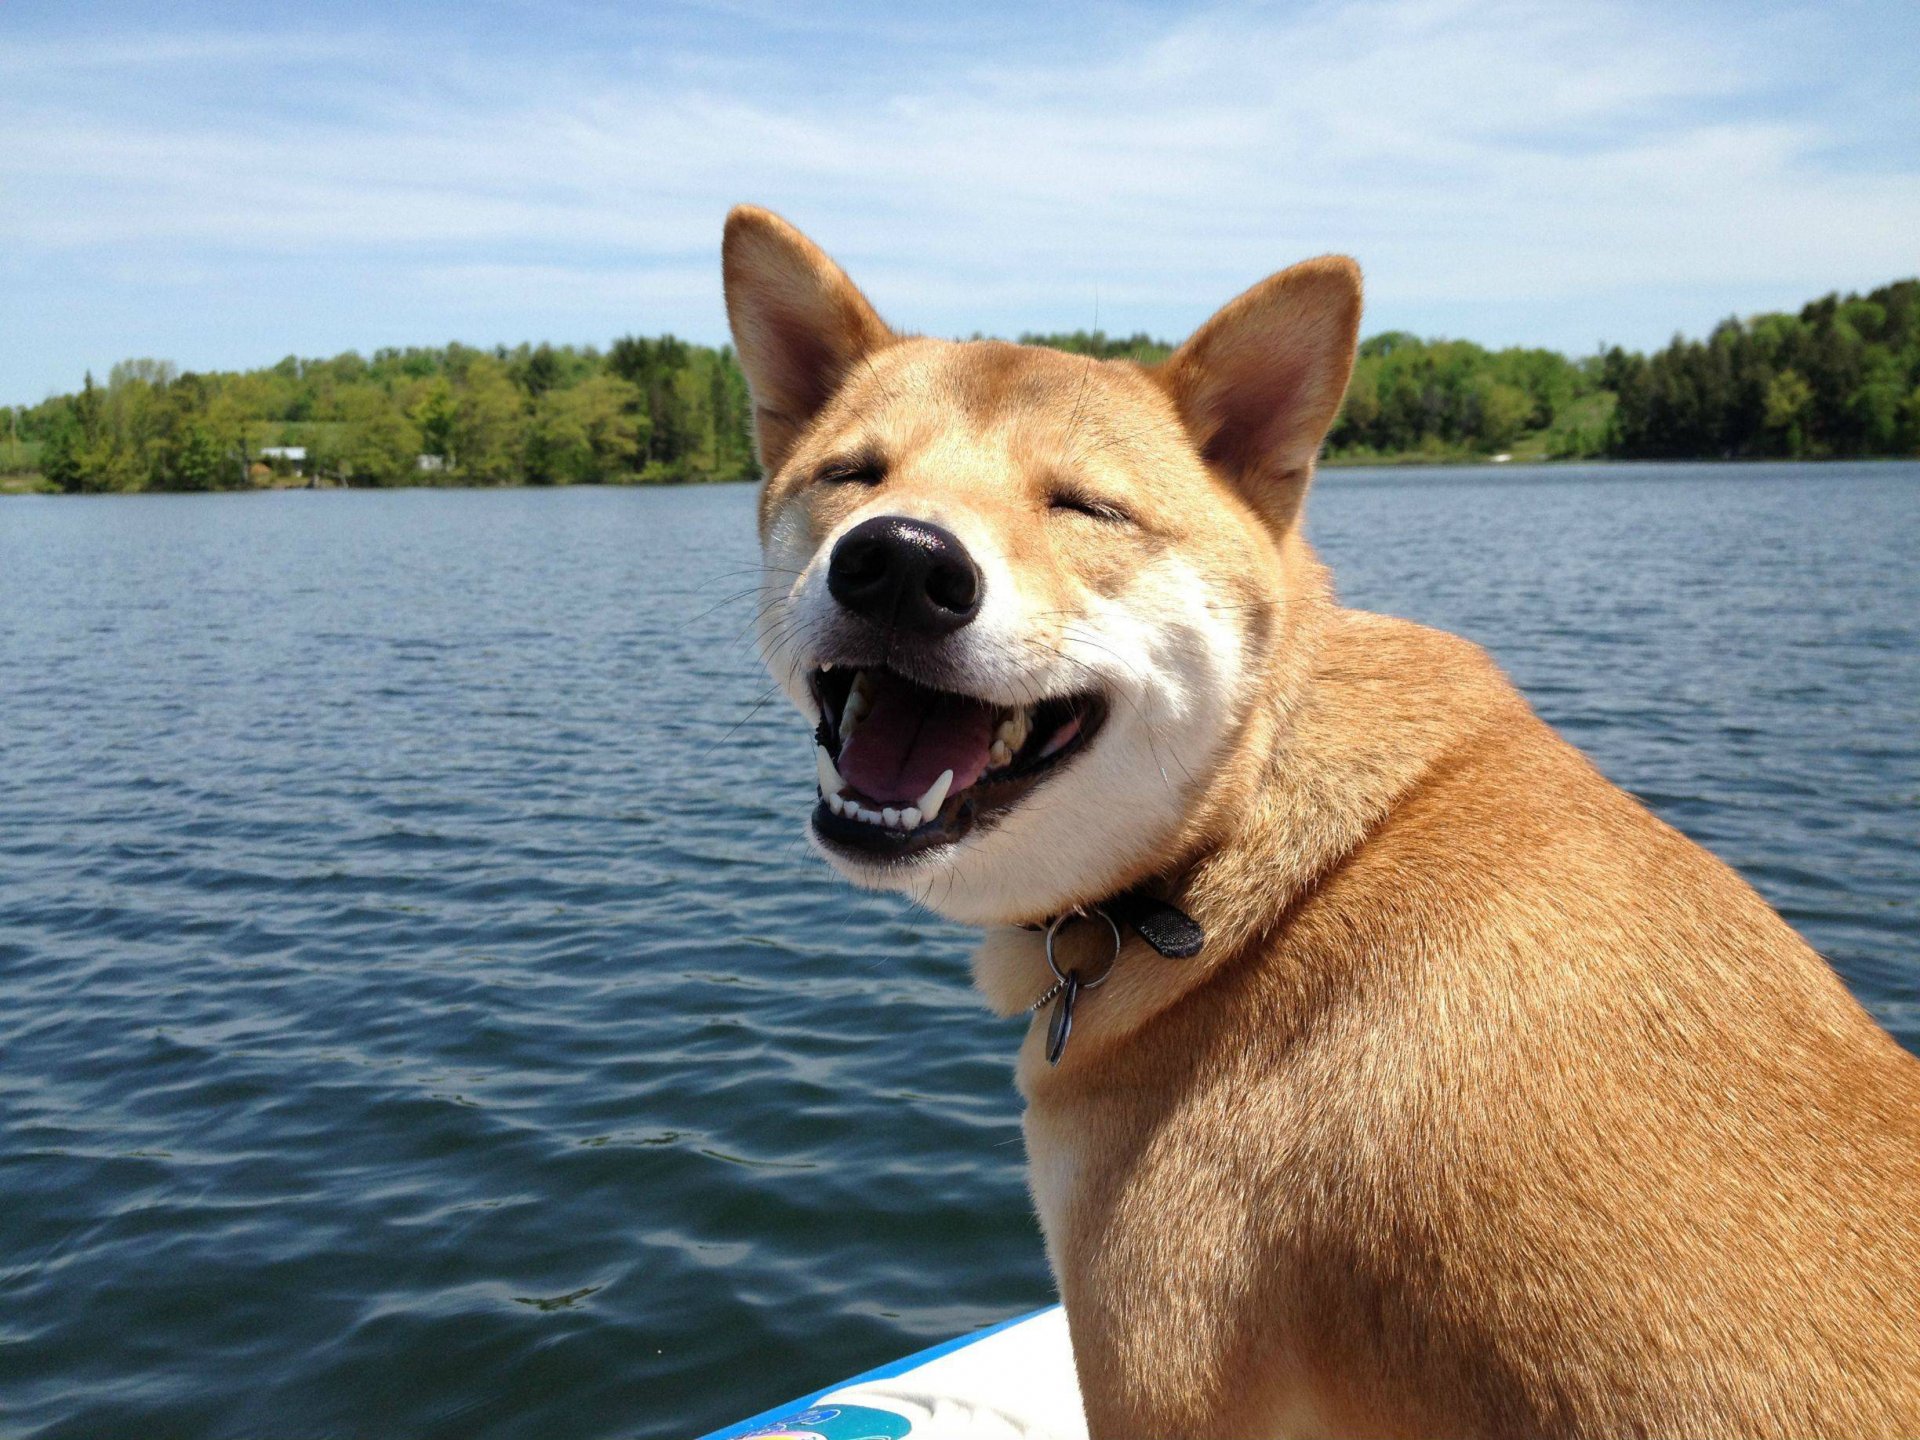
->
[1033,610,1920,1438]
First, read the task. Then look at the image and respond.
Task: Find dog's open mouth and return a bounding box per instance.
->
[808,665,1106,859]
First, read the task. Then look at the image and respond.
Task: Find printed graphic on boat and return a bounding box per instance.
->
[737,1402,914,1440]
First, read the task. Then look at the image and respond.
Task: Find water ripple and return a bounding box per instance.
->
[1,466,1915,1438]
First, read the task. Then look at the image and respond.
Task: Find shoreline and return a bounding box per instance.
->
[8,454,1919,497]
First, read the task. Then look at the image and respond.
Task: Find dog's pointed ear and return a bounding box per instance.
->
[1157,256,1362,530]
[723,206,894,477]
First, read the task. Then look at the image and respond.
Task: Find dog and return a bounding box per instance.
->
[722,204,1920,1438]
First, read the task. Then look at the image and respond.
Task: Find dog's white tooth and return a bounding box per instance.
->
[989,740,1012,768]
[882,807,900,828]
[900,806,921,829]
[815,745,844,797]
[997,711,1030,750]
[828,792,846,815]
[915,769,953,818]
[841,687,864,737]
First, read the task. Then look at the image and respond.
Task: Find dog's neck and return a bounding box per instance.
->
[970,532,1489,1072]
[971,534,1336,1021]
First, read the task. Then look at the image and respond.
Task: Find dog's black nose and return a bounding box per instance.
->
[827,515,983,637]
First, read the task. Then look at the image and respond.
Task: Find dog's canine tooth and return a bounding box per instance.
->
[841,682,869,737]
[989,740,1013,768]
[915,769,954,818]
[816,745,844,797]
[828,792,847,815]
[997,710,1030,752]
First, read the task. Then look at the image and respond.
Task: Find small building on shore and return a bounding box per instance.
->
[260,445,308,476]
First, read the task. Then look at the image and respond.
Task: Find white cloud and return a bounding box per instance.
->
[2,0,1916,396]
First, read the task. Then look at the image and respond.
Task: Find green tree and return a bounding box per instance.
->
[1763,370,1815,455]
[524,375,641,484]
[411,378,460,469]
[314,388,421,485]
[609,335,697,475]
[39,405,86,493]
[452,355,529,483]
[516,343,564,398]
[152,373,248,490]
[1472,376,1535,450]
[1020,331,1172,363]
[68,372,141,491]
[169,422,230,491]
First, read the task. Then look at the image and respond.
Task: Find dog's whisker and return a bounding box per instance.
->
[697,564,804,589]
[687,584,783,626]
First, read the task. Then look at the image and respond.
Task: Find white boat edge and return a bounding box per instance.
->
[698,1304,1087,1440]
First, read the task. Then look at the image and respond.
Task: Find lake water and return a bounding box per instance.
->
[2,462,1916,1439]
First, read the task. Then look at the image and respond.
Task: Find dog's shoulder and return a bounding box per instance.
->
[1308,606,1535,745]
[1289,605,1889,1040]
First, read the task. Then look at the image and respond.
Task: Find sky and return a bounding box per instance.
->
[3,0,1918,405]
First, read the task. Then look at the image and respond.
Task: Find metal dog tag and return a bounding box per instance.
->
[1038,907,1122,1066]
[1046,972,1080,1066]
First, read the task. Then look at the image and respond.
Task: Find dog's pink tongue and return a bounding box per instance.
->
[837,673,995,806]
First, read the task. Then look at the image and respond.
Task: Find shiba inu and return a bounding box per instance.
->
[722,204,1920,1438]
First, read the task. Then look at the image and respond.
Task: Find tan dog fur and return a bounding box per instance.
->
[723,204,1920,1438]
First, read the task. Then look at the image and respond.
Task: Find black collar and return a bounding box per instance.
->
[1020,885,1205,959]
[1018,886,1203,1065]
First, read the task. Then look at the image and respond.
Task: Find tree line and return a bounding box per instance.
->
[4,339,755,493]
[1030,277,1920,463]
[5,277,1915,493]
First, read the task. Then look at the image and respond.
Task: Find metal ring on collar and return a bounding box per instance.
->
[1044,907,1122,990]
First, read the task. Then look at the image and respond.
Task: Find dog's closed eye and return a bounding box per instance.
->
[815,455,886,487]
[1048,488,1133,525]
